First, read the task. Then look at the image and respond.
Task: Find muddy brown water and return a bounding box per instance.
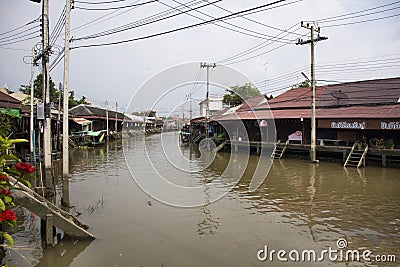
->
[8,132,400,266]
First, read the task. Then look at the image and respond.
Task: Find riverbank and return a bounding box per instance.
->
[218,141,400,168]
[6,132,399,266]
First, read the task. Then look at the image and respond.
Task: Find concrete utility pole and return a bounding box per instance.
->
[105,100,109,139]
[200,63,216,138]
[62,0,71,179]
[42,0,52,182]
[115,102,118,133]
[296,21,327,163]
[30,48,35,156]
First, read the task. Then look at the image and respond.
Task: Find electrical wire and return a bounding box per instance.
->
[322,13,400,28]
[0,35,40,47]
[202,0,303,37]
[75,0,130,4]
[161,0,295,42]
[50,6,66,46]
[304,1,400,23]
[71,0,293,49]
[71,0,143,33]
[73,0,222,41]
[0,17,40,36]
[74,0,157,11]
[218,23,301,64]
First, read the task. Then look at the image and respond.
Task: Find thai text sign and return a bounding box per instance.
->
[381,121,400,130]
[331,121,365,129]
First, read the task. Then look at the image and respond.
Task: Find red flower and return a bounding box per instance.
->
[15,162,35,174]
[0,209,16,222]
[0,189,11,196]
[0,175,9,181]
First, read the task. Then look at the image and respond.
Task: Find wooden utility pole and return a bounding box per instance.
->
[62,0,71,179]
[296,21,327,163]
[200,63,216,138]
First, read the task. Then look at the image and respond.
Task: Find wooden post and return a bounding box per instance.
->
[46,214,54,247]
[342,151,347,164]
[382,154,387,167]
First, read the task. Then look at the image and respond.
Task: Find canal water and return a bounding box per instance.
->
[9,132,400,266]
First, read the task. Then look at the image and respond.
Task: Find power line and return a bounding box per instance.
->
[71,0,292,49]
[0,25,38,42]
[75,0,130,4]
[50,6,66,45]
[74,0,158,11]
[0,17,40,36]
[318,6,400,24]
[160,0,294,42]
[218,23,301,64]
[306,1,400,23]
[323,13,400,28]
[73,0,222,41]
[70,0,144,33]
[0,35,40,47]
[202,0,303,37]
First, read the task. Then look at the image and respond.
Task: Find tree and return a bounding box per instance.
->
[222,83,261,107]
[296,80,310,88]
[20,73,58,103]
[0,115,12,137]
[132,110,156,117]
[20,74,91,108]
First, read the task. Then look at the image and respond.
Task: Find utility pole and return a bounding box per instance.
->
[189,92,193,142]
[105,100,109,140]
[62,0,71,179]
[296,21,327,163]
[57,82,61,152]
[42,0,52,183]
[200,63,216,138]
[115,102,118,133]
[30,48,35,157]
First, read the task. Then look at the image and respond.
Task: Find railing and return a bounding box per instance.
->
[358,145,369,168]
[344,143,357,167]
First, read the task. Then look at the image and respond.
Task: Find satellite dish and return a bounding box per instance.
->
[330,90,348,99]
[330,90,348,106]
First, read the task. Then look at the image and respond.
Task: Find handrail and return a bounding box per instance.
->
[344,142,356,167]
[358,145,369,168]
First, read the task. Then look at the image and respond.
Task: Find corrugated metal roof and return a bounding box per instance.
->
[212,104,400,121]
[266,77,400,109]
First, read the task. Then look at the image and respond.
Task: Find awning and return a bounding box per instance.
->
[0,108,21,118]
[72,118,92,125]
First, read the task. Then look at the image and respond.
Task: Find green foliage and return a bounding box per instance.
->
[0,135,35,250]
[20,74,90,107]
[2,233,14,247]
[293,80,311,88]
[68,91,91,107]
[132,110,156,117]
[0,115,12,137]
[222,83,261,107]
[20,73,58,103]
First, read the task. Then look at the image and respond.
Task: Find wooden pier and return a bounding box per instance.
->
[10,177,95,245]
[219,141,400,168]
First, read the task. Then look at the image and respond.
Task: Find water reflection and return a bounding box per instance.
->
[12,133,400,266]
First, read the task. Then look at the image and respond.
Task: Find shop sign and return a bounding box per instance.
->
[381,121,400,130]
[331,121,365,129]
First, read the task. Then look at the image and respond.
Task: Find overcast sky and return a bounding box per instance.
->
[1,0,399,116]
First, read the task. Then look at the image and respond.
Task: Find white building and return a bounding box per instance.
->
[199,96,226,118]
